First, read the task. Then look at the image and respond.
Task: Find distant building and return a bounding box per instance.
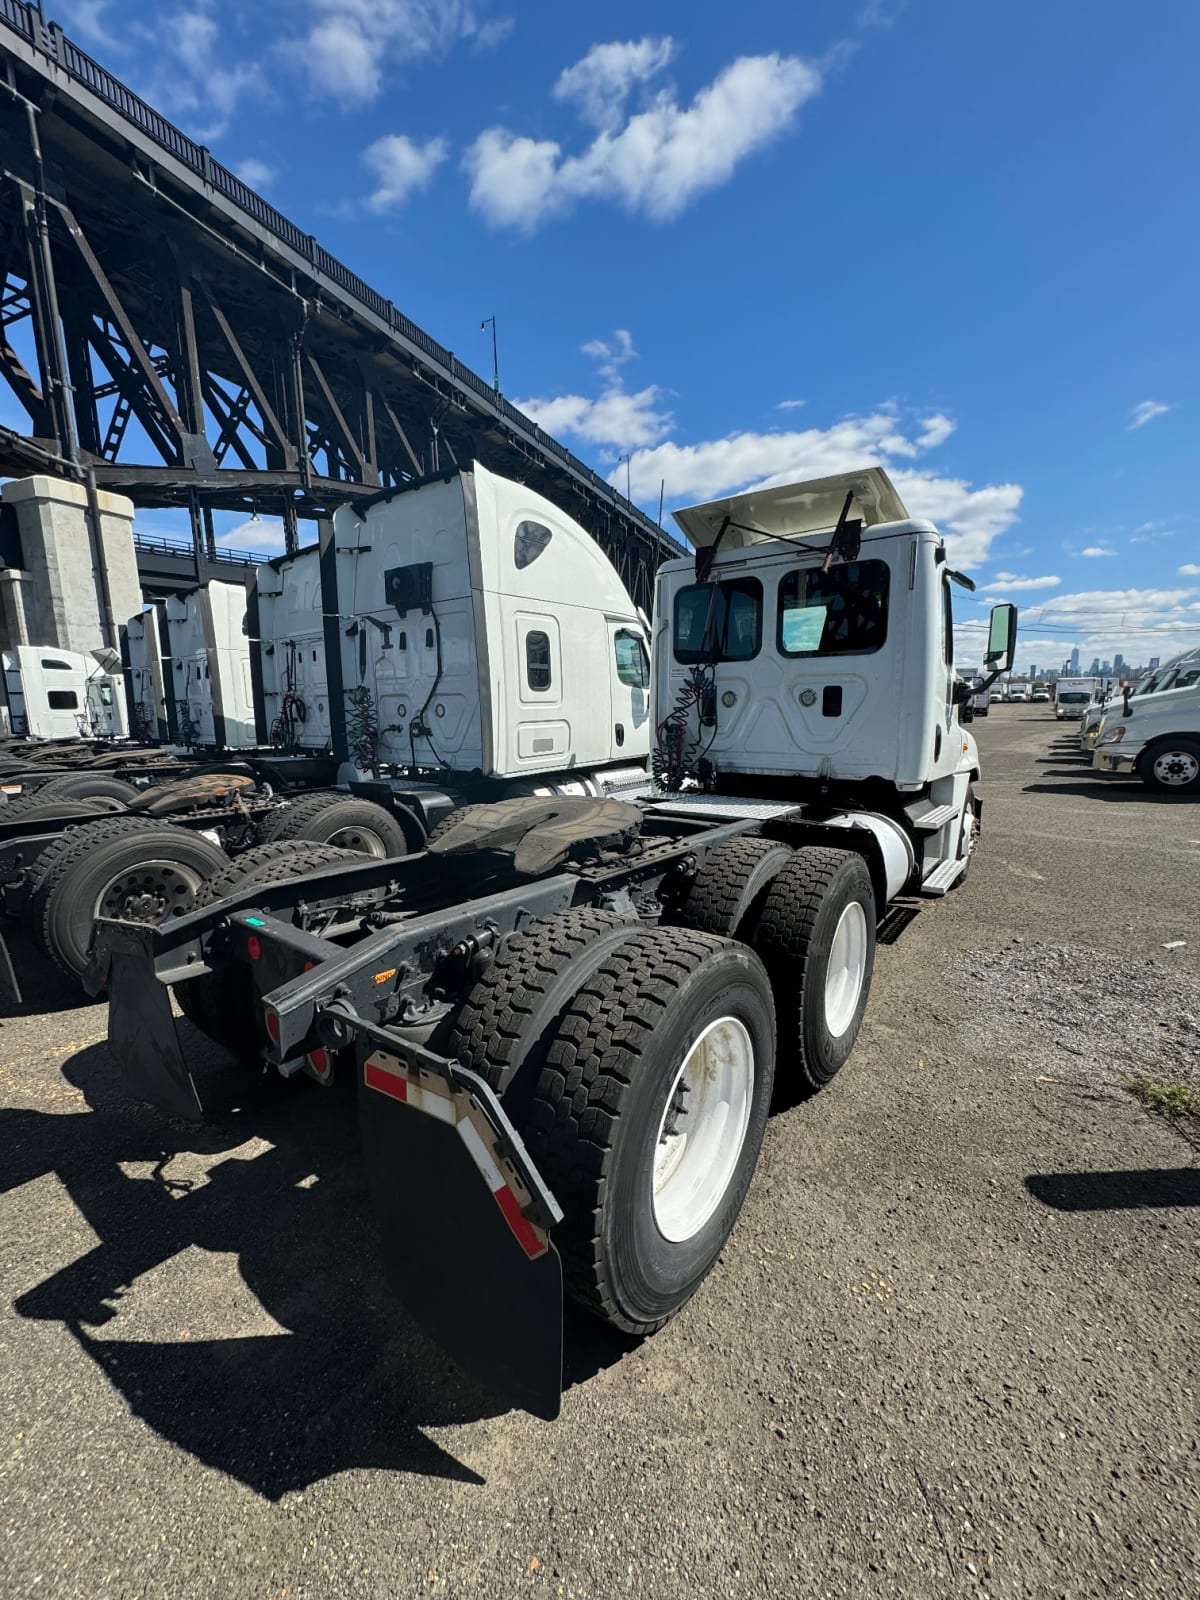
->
[1029,663,1038,678]
[1070,647,1080,674]
[1113,653,1125,676]
[1148,656,1160,671]
[1088,657,1101,675]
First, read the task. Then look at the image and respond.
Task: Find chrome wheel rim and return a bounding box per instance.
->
[1152,750,1199,787]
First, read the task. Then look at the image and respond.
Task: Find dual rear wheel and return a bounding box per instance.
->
[450,839,877,1337]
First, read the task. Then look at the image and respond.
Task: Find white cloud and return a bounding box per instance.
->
[363,134,450,211]
[777,399,807,411]
[574,407,1022,566]
[59,1,115,46]
[516,387,672,450]
[985,574,1061,591]
[217,516,287,555]
[235,158,277,190]
[515,330,671,449]
[466,49,821,229]
[293,1,511,102]
[1130,523,1176,544]
[1180,564,1200,577]
[1080,545,1117,557]
[132,5,261,141]
[553,37,677,131]
[580,328,638,383]
[1128,399,1170,430]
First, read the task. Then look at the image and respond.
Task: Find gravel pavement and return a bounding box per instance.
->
[1,705,1198,1600]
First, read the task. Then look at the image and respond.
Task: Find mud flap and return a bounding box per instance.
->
[107,941,204,1121]
[0,930,20,1008]
[359,1047,564,1420]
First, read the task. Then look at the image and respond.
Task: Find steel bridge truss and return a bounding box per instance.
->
[0,4,676,607]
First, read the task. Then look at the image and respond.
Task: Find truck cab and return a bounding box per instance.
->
[653,467,1014,893]
[1094,677,1200,794]
[1,645,127,740]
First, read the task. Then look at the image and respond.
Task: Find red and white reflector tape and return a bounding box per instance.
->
[364,1054,549,1259]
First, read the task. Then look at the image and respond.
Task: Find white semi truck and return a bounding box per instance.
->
[93,465,1017,1417]
[162,582,257,750]
[1,646,127,740]
[250,461,651,841]
[1079,649,1200,751]
[1093,675,1200,794]
[124,582,257,750]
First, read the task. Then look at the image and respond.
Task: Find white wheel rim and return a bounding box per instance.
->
[327,825,387,857]
[824,902,868,1038]
[652,1015,754,1244]
[1153,750,1199,786]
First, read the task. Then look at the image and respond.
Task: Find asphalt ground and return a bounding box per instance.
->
[1,704,1198,1600]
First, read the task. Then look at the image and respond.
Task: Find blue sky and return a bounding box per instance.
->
[46,0,1200,670]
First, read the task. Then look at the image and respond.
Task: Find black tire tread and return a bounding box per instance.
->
[26,815,187,934]
[675,836,792,936]
[177,842,363,1047]
[36,820,227,974]
[36,773,140,803]
[523,925,738,1331]
[753,845,871,1095]
[449,907,635,1093]
[0,793,110,821]
[257,791,399,846]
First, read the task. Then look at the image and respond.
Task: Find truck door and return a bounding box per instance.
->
[608,623,650,762]
[512,612,568,766]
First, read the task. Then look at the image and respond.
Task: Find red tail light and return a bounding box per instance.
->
[246,935,263,962]
[264,1009,280,1042]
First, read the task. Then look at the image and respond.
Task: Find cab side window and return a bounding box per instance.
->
[614,630,650,688]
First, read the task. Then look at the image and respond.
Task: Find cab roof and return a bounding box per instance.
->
[672,467,912,549]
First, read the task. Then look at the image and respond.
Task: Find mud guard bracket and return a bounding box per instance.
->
[0,930,20,1008]
[103,924,205,1120]
[355,1021,564,1420]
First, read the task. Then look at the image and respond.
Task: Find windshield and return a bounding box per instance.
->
[1059,692,1090,704]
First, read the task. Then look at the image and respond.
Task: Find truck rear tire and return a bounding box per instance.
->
[1,795,120,822]
[450,908,641,1107]
[259,792,409,857]
[175,842,363,1054]
[25,814,188,917]
[751,845,876,1098]
[671,836,793,938]
[35,821,228,979]
[520,928,776,1335]
[1139,738,1200,795]
[35,773,140,804]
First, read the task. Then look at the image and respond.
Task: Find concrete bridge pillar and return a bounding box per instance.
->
[0,475,141,655]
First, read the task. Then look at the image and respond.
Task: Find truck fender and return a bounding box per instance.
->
[345,779,428,851]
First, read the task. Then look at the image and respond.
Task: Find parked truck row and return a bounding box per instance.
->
[0,463,655,997]
[84,465,1017,1415]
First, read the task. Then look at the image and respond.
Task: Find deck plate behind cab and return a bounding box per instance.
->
[425,795,642,874]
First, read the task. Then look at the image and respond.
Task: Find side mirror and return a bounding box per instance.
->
[984,603,1018,672]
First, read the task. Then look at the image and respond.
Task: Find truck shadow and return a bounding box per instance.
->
[0,930,97,1017]
[1025,1168,1200,1210]
[1023,779,1191,803]
[7,1037,630,1497]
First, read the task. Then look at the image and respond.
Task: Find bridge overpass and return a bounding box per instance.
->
[0,2,680,612]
